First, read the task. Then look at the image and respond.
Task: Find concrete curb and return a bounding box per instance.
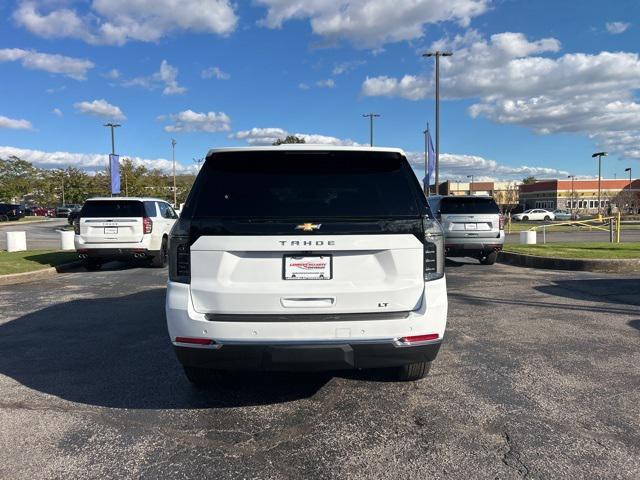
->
[498,251,640,273]
[0,218,56,227]
[0,260,83,286]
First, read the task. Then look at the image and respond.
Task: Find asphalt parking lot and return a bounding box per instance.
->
[0,261,639,479]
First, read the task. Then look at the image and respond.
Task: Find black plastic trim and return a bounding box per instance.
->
[174,340,441,371]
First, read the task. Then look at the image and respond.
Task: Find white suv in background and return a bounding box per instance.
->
[75,197,178,270]
[166,146,448,384]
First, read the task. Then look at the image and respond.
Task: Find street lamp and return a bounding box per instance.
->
[592,151,607,214]
[467,175,474,195]
[362,113,380,146]
[171,138,177,207]
[625,167,632,195]
[423,51,453,195]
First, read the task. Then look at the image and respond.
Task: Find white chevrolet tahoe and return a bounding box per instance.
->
[75,197,178,270]
[166,146,448,383]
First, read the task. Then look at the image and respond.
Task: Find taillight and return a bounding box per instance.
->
[423,216,445,281]
[169,218,192,283]
[499,215,505,230]
[143,217,153,234]
[73,218,80,234]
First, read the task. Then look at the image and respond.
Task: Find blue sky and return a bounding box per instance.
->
[1,0,640,181]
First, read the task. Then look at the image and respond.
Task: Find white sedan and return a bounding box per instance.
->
[512,209,555,222]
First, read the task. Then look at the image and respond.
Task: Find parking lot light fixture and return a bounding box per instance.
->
[592,151,607,214]
[362,113,380,146]
[423,51,453,195]
[625,167,632,195]
[467,175,474,195]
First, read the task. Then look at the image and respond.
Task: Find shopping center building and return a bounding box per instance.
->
[519,179,640,214]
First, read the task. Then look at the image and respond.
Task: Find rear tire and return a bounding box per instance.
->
[83,259,103,271]
[480,251,498,265]
[183,366,216,387]
[150,237,168,268]
[398,361,431,381]
[544,215,551,221]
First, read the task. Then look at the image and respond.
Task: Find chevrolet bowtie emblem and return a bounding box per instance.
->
[295,223,321,232]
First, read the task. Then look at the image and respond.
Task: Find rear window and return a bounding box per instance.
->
[185,151,424,219]
[440,197,500,214]
[81,200,145,217]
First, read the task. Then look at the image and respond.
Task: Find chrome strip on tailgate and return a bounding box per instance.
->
[204,311,411,322]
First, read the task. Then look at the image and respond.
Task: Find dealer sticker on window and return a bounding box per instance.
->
[283,255,332,280]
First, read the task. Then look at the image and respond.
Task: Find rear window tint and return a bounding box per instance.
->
[440,197,500,214]
[185,151,424,219]
[81,200,145,217]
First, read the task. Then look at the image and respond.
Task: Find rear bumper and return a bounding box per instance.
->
[76,247,159,260]
[174,340,442,371]
[444,231,505,255]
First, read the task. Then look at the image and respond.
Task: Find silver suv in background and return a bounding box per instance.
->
[427,195,504,265]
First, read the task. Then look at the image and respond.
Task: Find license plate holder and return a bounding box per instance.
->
[104,227,118,234]
[465,223,477,230]
[283,255,332,280]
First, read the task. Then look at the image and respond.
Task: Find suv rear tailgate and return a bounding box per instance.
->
[190,234,424,315]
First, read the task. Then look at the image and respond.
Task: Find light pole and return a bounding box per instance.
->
[171,138,177,207]
[592,151,607,214]
[362,113,380,146]
[467,175,474,195]
[568,175,575,215]
[423,51,453,195]
[625,167,632,213]
[423,127,429,195]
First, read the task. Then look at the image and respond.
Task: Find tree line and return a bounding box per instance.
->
[0,156,196,207]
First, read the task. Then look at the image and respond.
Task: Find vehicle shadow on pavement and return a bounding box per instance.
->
[628,320,640,331]
[534,278,640,307]
[0,289,329,409]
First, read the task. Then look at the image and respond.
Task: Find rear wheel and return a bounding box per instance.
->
[480,250,498,265]
[0,214,8,222]
[398,361,431,381]
[83,258,103,271]
[544,215,551,221]
[150,237,168,268]
[183,366,217,387]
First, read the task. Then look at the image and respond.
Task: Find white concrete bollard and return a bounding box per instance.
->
[519,230,536,245]
[6,231,27,252]
[59,230,75,251]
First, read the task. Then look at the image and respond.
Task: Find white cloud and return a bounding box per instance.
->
[362,31,640,159]
[230,127,360,146]
[201,66,230,80]
[160,110,231,133]
[332,60,366,75]
[315,78,335,88]
[121,60,186,95]
[13,0,238,46]
[0,47,94,80]
[74,99,126,121]
[606,22,630,34]
[52,108,63,117]
[103,68,120,79]
[298,82,310,90]
[0,145,195,173]
[405,151,570,181]
[0,115,33,130]
[256,0,488,48]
